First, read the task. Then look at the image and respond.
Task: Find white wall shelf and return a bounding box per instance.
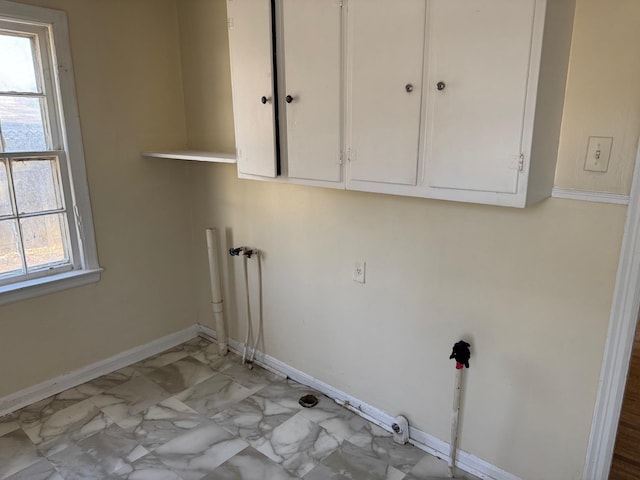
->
[142,150,236,163]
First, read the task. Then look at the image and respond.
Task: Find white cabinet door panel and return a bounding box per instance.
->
[348,0,426,186]
[227,0,277,178]
[425,0,535,193]
[282,0,342,182]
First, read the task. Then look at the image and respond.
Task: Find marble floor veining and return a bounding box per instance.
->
[0,337,480,480]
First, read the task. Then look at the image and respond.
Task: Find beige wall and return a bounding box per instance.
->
[181,0,638,479]
[0,0,196,397]
[555,0,640,194]
[177,0,235,153]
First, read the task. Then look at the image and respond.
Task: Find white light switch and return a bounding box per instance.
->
[584,136,613,173]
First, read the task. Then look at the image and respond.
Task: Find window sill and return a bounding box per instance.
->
[0,268,103,306]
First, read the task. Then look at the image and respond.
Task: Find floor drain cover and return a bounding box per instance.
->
[299,394,319,408]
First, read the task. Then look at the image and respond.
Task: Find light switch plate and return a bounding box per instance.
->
[353,261,366,284]
[584,136,613,173]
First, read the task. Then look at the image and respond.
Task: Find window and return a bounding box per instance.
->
[0,0,100,304]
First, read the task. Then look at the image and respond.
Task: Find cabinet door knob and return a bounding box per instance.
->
[405,84,414,93]
[436,81,446,91]
[286,95,294,104]
[261,96,269,104]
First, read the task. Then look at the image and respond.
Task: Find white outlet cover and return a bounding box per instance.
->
[353,261,366,284]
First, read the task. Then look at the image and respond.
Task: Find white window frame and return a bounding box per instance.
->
[0,0,101,305]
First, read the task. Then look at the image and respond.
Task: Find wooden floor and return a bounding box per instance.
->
[610,321,640,480]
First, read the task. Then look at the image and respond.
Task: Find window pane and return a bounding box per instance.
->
[0,97,48,152]
[0,219,22,276]
[0,160,12,216]
[12,157,62,214]
[21,213,69,271]
[0,33,39,93]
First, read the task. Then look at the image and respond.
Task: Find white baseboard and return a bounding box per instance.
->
[0,325,200,417]
[198,325,520,480]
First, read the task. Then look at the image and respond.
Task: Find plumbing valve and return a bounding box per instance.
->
[229,246,258,258]
[449,341,471,370]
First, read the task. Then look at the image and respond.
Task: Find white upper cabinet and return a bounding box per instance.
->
[279,0,343,183]
[425,0,535,195]
[346,0,426,190]
[226,0,277,178]
[421,0,574,206]
[225,0,575,207]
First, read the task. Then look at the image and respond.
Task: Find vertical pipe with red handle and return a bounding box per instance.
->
[449,368,463,477]
[449,341,471,478]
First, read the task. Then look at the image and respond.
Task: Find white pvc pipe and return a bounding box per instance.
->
[448,368,463,478]
[205,228,228,356]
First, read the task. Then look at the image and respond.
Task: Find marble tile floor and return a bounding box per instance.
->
[0,337,480,480]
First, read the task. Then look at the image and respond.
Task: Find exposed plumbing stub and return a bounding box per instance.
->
[392,415,410,445]
[299,394,319,408]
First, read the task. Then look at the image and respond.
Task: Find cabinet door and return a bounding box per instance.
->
[425,0,535,194]
[227,0,277,178]
[347,0,426,187]
[280,0,342,183]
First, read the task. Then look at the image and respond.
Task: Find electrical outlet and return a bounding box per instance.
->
[353,261,366,284]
